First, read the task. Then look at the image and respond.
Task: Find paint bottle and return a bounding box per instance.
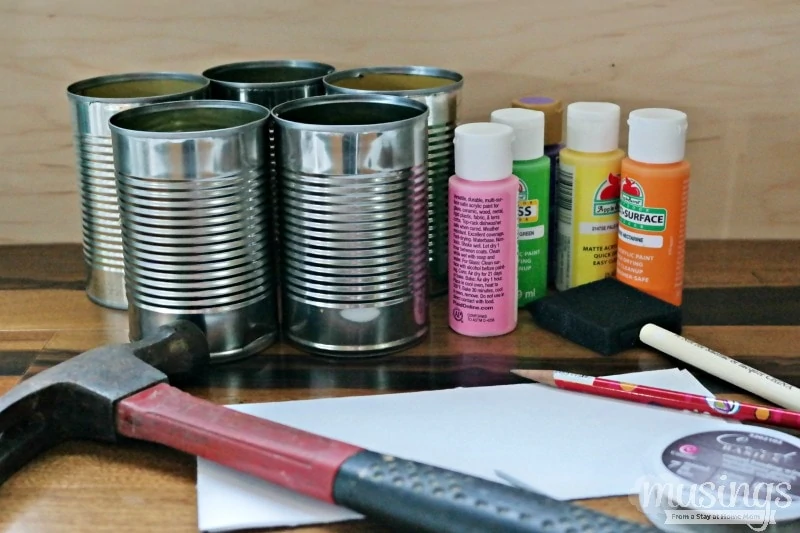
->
[490,108,550,307]
[512,96,564,288]
[617,108,690,306]
[449,123,518,336]
[555,102,624,291]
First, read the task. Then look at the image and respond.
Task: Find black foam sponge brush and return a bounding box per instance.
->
[527,278,682,356]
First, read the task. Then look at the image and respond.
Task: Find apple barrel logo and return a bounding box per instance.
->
[592,173,620,216]
[619,177,668,232]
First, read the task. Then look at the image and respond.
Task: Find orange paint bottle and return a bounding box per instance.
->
[616,109,690,306]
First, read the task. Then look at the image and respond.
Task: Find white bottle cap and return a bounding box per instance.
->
[565,102,620,153]
[627,108,688,164]
[454,122,514,181]
[489,108,545,161]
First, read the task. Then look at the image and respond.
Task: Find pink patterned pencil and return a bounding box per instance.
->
[512,369,800,430]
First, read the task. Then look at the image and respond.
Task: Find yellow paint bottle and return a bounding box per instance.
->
[555,102,624,291]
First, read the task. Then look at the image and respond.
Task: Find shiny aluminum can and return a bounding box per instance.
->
[66,72,209,310]
[323,66,463,296]
[202,60,334,108]
[203,60,336,264]
[272,94,429,356]
[109,100,276,362]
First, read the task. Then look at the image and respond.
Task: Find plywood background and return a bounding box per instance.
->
[1,0,798,243]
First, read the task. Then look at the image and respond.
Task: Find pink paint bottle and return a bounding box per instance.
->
[449,123,518,336]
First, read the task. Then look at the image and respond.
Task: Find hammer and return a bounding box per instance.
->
[0,322,655,533]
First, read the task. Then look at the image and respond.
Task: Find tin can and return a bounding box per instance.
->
[109,100,277,362]
[323,66,463,296]
[203,60,336,264]
[202,60,334,109]
[272,94,430,356]
[66,72,209,310]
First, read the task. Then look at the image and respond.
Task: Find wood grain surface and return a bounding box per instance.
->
[2,1,800,244]
[0,240,798,532]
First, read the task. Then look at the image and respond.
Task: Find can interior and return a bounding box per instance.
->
[77,78,205,98]
[330,73,454,91]
[208,64,332,84]
[278,101,423,126]
[113,106,266,133]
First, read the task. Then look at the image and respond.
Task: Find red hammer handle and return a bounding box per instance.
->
[116,383,362,503]
[116,385,659,533]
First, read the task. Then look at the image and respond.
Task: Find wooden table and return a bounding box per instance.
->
[1,241,798,532]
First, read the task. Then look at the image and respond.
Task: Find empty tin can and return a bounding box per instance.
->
[202,60,334,108]
[66,72,209,310]
[109,100,277,362]
[323,66,463,296]
[203,60,336,259]
[272,94,430,356]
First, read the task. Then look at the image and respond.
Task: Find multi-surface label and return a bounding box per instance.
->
[555,160,621,291]
[616,168,690,306]
[619,178,668,232]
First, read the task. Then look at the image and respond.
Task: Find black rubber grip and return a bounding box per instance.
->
[333,450,657,533]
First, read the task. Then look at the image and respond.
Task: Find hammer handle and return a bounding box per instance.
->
[117,383,656,532]
[116,383,361,503]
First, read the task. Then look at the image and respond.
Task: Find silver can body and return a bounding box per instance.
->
[203,60,336,260]
[323,66,463,296]
[66,72,209,309]
[272,94,430,356]
[109,100,277,362]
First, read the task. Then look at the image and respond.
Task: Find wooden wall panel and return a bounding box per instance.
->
[1,0,798,243]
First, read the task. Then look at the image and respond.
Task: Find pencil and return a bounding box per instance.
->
[511,369,800,431]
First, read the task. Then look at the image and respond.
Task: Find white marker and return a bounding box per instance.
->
[639,323,800,411]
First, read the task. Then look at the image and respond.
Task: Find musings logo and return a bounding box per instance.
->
[631,475,794,532]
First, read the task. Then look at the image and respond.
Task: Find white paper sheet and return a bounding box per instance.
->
[197,368,732,532]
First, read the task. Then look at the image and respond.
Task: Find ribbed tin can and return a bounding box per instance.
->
[272,94,429,356]
[66,72,209,310]
[203,60,335,242]
[109,100,277,362]
[323,66,463,296]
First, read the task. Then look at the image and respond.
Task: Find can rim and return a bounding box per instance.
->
[66,72,209,103]
[271,93,428,133]
[202,59,335,88]
[108,99,269,139]
[323,65,463,97]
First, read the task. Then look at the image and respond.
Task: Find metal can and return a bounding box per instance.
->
[272,94,430,356]
[323,66,463,296]
[203,60,336,263]
[109,100,277,362]
[202,60,334,109]
[66,72,209,310]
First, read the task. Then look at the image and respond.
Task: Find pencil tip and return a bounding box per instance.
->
[510,369,555,385]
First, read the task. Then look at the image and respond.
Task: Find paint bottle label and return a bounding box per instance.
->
[556,162,621,290]
[617,171,690,305]
[450,188,517,336]
[516,158,550,306]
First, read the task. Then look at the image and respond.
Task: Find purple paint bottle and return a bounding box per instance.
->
[512,96,564,288]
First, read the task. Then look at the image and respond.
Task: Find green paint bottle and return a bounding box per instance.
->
[491,108,551,306]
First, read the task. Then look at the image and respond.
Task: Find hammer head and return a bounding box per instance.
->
[0,320,209,485]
